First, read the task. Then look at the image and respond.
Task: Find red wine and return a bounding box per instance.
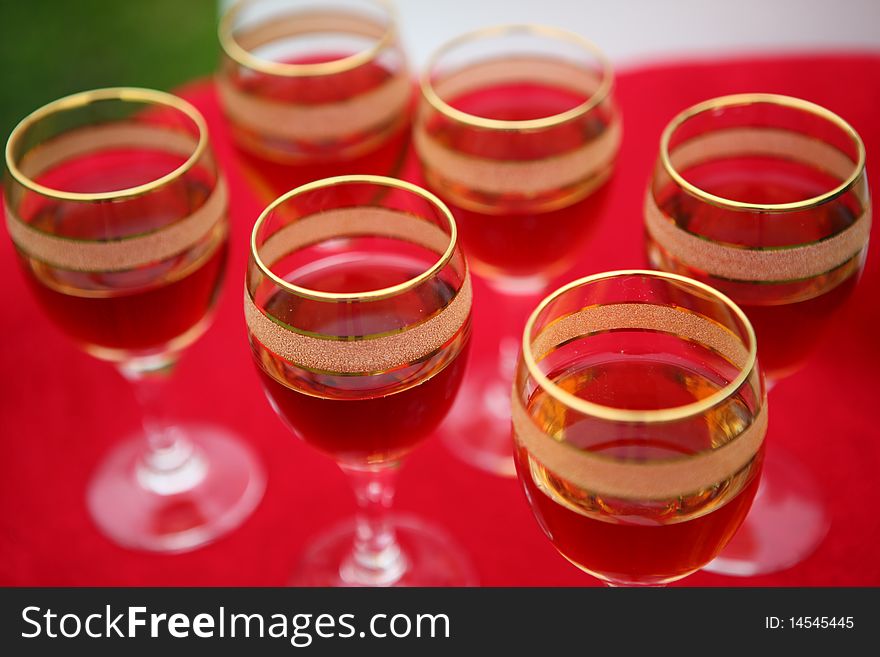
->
[515,334,762,585]
[225,54,412,202]
[419,81,613,279]
[650,170,863,378]
[236,127,411,205]
[251,253,470,464]
[15,150,227,360]
[24,240,226,357]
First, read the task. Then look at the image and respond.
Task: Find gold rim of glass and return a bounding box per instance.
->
[218,0,397,77]
[420,23,614,131]
[521,269,759,423]
[5,87,209,203]
[659,92,867,212]
[250,174,460,303]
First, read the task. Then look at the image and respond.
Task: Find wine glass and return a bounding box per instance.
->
[3,87,265,552]
[645,94,870,575]
[415,24,622,475]
[245,175,475,586]
[513,270,767,586]
[217,0,412,201]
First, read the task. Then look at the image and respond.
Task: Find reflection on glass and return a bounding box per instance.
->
[513,270,766,586]
[415,24,622,475]
[645,94,870,575]
[218,0,412,201]
[4,88,265,552]
[246,175,475,586]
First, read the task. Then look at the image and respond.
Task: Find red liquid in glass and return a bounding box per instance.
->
[15,151,226,357]
[253,255,469,463]
[516,336,762,585]
[517,441,761,584]
[228,54,412,201]
[423,82,612,278]
[24,241,226,354]
[653,166,863,378]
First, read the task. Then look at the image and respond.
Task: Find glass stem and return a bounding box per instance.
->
[119,362,206,496]
[339,463,407,586]
[496,290,543,377]
[485,284,548,413]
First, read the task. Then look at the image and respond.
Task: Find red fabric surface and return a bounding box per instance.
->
[2,54,879,586]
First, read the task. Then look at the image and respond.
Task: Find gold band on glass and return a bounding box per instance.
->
[529,302,751,368]
[516,270,765,498]
[249,175,460,302]
[420,24,614,131]
[5,87,209,203]
[645,194,871,282]
[659,93,866,212]
[7,181,228,272]
[512,394,766,500]
[521,270,759,423]
[217,73,410,143]
[246,175,469,373]
[244,275,471,373]
[218,0,397,77]
[415,116,621,197]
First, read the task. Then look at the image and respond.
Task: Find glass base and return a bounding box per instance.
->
[86,424,266,553]
[439,365,517,477]
[291,514,478,587]
[703,447,829,576]
[482,272,551,297]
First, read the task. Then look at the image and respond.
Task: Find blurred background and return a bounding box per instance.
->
[3,0,880,137]
[0,0,216,137]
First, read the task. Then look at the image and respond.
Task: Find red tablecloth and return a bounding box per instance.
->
[2,54,879,586]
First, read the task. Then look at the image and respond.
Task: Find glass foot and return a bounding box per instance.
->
[291,514,478,587]
[87,424,266,553]
[704,447,829,576]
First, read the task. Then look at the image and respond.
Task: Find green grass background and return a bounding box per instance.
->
[0,0,218,138]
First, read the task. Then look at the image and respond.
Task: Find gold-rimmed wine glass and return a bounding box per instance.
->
[645,93,870,575]
[245,175,475,586]
[513,270,767,586]
[415,24,622,476]
[4,87,265,552]
[217,0,412,202]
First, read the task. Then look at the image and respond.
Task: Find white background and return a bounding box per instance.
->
[220,1,880,68]
[393,0,880,69]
